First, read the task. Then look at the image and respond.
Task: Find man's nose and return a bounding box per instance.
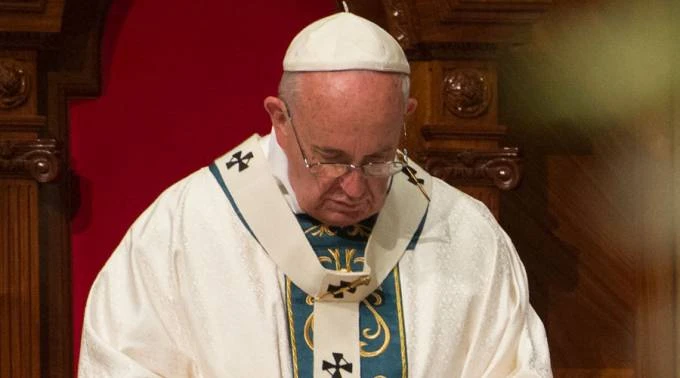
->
[339,169,367,198]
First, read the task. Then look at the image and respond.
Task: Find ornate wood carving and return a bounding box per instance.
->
[0,139,60,182]
[419,147,522,190]
[443,68,491,118]
[0,58,30,110]
[0,179,40,378]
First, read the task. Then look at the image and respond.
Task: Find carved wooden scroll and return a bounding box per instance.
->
[0,139,60,182]
[419,147,522,190]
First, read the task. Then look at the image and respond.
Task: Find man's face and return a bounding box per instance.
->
[269,71,408,227]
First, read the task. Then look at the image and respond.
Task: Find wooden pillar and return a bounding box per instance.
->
[0,48,53,377]
[1,0,110,375]
[0,179,40,378]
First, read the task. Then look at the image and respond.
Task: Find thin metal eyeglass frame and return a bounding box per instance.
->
[283,107,407,178]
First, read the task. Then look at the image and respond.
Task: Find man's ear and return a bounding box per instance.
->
[405,97,418,116]
[264,96,290,136]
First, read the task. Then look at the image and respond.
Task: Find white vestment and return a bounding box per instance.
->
[78,134,552,377]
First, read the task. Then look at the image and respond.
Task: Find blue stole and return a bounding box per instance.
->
[286,214,420,378]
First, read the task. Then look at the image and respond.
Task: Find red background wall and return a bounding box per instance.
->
[69,0,334,366]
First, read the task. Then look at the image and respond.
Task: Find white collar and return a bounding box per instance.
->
[258,128,303,213]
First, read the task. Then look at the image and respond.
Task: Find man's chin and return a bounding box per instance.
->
[311,209,372,227]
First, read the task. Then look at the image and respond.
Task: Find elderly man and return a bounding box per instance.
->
[79,11,551,378]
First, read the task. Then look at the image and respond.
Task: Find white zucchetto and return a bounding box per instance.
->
[283,12,410,74]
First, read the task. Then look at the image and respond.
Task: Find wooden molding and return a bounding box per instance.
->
[438,0,552,24]
[0,0,46,13]
[421,124,507,140]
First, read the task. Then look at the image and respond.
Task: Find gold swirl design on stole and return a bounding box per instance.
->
[303,248,391,357]
[359,292,390,357]
[304,224,336,237]
[318,248,357,272]
[286,279,300,377]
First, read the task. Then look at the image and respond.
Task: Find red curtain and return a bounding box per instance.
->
[69,0,334,366]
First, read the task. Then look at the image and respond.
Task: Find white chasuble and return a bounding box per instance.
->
[78,134,552,377]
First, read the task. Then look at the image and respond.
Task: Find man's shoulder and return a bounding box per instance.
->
[428,177,498,227]
[130,163,232,232]
[153,165,220,207]
[418,177,519,278]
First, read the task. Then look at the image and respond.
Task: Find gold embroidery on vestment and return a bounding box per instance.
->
[303,314,315,350]
[286,279,300,378]
[394,267,408,378]
[319,248,358,272]
[301,247,394,357]
[360,296,391,357]
[287,224,409,376]
[304,224,336,237]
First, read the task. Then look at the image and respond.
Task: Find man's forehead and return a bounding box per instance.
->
[304,114,403,156]
[296,70,404,92]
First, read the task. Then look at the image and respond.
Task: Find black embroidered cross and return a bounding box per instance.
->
[322,352,353,378]
[226,150,254,172]
[402,166,424,186]
[326,280,357,299]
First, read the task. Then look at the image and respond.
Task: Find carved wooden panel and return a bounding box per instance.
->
[409,60,504,153]
[407,57,512,213]
[0,179,40,378]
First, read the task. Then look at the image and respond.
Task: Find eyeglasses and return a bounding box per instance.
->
[286,112,407,179]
